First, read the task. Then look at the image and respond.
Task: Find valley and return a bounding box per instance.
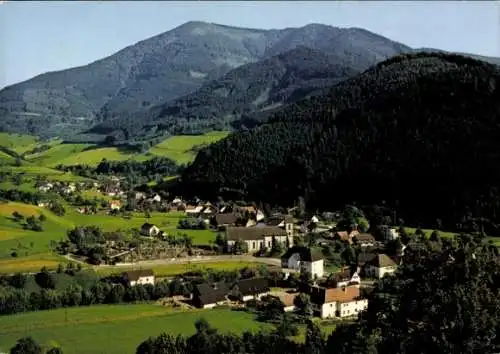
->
[1,14,500,354]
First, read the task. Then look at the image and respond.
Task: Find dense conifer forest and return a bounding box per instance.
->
[174,52,500,231]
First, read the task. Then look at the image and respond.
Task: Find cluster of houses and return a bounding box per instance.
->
[38,181,80,195]
[120,265,368,319]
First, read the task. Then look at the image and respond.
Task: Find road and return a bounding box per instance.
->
[63,254,282,269]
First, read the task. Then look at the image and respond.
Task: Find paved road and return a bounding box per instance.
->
[79,255,282,269]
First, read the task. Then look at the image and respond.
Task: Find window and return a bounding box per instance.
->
[252,242,256,249]
[268,241,271,247]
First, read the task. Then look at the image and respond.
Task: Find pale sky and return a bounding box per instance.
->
[1,1,499,88]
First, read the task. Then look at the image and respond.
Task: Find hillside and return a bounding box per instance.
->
[177,52,500,230]
[0,22,412,139]
[91,46,363,138]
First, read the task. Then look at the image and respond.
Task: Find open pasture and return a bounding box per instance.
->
[0,305,269,354]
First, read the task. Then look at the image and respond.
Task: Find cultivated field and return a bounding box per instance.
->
[147,131,230,164]
[0,305,270,354]
[21,131,230,167]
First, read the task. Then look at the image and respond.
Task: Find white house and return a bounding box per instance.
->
[364,254,398,279]
[151,194,162,203]
[329,268,361,288]
[274,292,299,312]
[140,223,161,237]
[310,286,368,319]
[229,278,270,302]
[122,269,155,286]
[193,282,229,309]
[281,246,324,279]
[226,226,291,253]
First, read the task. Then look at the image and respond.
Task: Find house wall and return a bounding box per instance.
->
[319,301,337,318]
[317,299,368,318]
[366,265,397,279]
[242,292,268,302]
[130,276,155,286]
[337,299,368,317]
[284,305,295,312]
[307,260,324,279]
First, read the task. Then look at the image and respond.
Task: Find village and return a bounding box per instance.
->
[32,177,408,322]
[0,172,422,329]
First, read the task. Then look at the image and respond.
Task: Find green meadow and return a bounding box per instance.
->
[0,132,39,154]
[148,131,230,164]
[96,261,263,278]
[0,305,270,354]
[0,202,218,273]
[20,131,230,167]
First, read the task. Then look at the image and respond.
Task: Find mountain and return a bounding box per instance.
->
[0,22,412,139]
[176,52,500,231]
[90,46,363,138]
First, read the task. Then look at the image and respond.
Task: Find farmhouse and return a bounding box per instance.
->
[229,278,270,302]
[310,285,368,319]
[355,252,377,274]
[192,282,229,309]
[364,253,398,279]
[186,205,204,215]
[353,233,376,247]
[266,215,294,238]
[109,200,121,210]
[211,213,239,229]
[328,268,361,288]
[281,246,324,279]
[140,223,161,237]
[333,230,359,243]
[226,226,291,253]
[122,269,155,286]
[275,292,299,312]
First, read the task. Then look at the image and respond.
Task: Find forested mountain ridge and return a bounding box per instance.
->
[90,46,362,138]
[176,52,500,230]
[0,21,414,139]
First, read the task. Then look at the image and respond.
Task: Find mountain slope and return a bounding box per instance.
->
[177,52,500,229]
[91,46,363,138]
[0,22,412,139]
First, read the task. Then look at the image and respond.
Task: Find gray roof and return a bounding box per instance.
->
[123,269,154,281]
[281,246,323,262]
[226,226,287,241]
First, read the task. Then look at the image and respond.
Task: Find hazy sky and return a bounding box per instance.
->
[1,1,499,88]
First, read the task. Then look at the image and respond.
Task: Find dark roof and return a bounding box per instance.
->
[367,254,397,268]
[354,234,376,242]
[266,215,294,226]
[123,269,154,281]
[281,246,323,262]
[232,277,269,296]
[226,226,287,241]
[310,286,361,305]
[331,269,352,282]
[194,282,229,305]
[357,252,377,266]
[141,223,156,229]
[214,213,239,225]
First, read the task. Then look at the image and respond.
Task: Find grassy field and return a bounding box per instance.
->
[21,131,230,167]
[147,131,230,164]
[0,203,217,273]
[96,261,262,278]
[0,202,73,259]
[0,305,270,354]
[0,132,39,154]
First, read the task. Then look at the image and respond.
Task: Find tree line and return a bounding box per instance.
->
[176,52,500,232]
